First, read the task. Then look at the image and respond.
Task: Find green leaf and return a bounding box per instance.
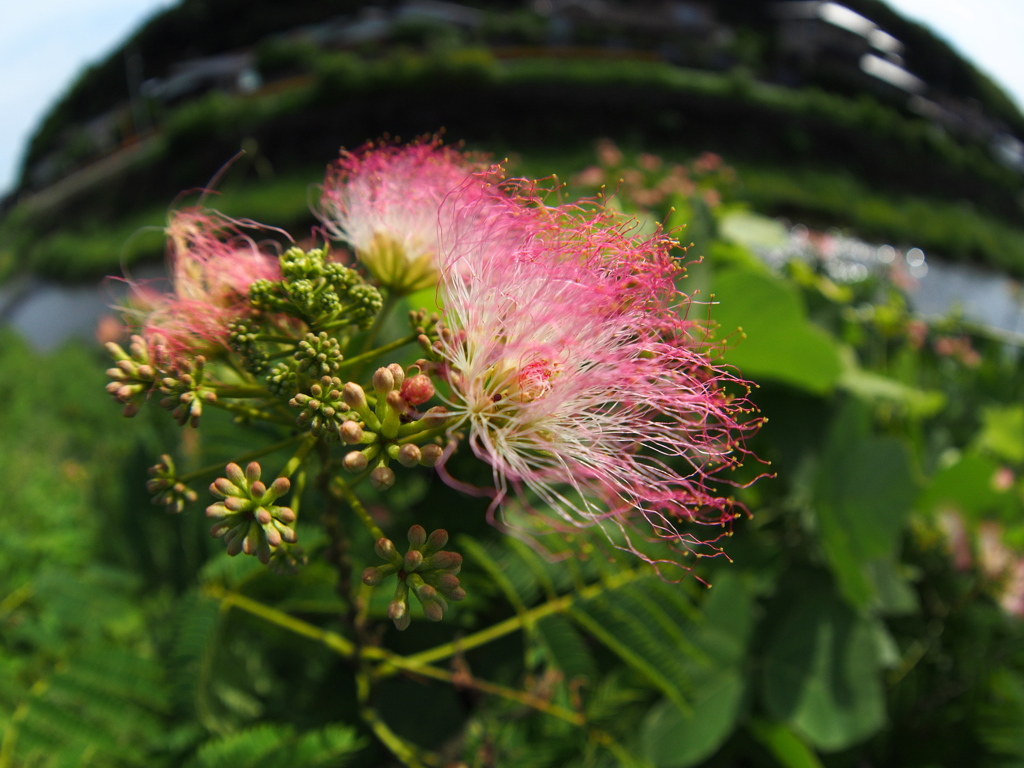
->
[813,402,920,609]
[837,347,946,418]
[975,404,1024,463]
[748,720,824,768]
[189,722,362,768]
[761,578,886,751]
[641,674,745,768]
[918,450,1012,519]
[5,645,170,767]
[536,614,597,684]
[637,572,758,767]
[711,268,843,394]
[978,669,1024,760]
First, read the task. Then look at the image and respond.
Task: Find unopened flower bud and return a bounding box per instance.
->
[386,390,406,410]
[269,477,291,497]
[429,551,463,572]
[372,367,395,395]
[250,480,267,498]
[404,549,424,571]
[419,444,444,467]
[425,528,449,554]
[396,443,421,468]
[212,477,237,497]
[370,465,395,491]
[340,420,364,444]
[343,451,368,473]
[408,524,427,549]
[387,363,405,387]
[342,382,367,410]
[362,566,385,586]
[375,537,400,564]
[276,506,297,524]
[226,463,246,486]
[400,374,435,406]
[421,406,449,427]
[435,573,466,600]
[225,496,247,512]
[422,599,445,622]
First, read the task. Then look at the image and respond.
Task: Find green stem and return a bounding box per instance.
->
[359,293,399,355]
[204,584,584,730]
[337,333,418,373]
[375,567,646,673]
[212,385,268,399]
[204,585,355,657]
[207,399,295,426]
[178,434,306,484]
[364,648,585,726]
[280,434,318,479]
[356,667,441,768]
[332,477,385,541]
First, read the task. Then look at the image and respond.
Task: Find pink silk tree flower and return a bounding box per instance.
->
[431,189,763,575]
[318,138,494,295]
[140,208,281,362]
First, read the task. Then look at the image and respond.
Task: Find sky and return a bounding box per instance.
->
[1,0,1023,198]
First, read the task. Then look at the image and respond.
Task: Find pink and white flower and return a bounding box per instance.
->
[319,138,495,294]
[431,188,762,573]
[140,208,281,361]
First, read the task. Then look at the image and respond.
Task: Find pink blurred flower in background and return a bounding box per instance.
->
[319,137,496,294]
[139,208,280,362]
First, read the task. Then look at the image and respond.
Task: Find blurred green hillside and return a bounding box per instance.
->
[1,0,1023,281]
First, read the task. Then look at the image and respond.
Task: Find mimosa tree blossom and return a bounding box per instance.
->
[318,137,495,294]
[431,188,762,572]
[140,208,281,361]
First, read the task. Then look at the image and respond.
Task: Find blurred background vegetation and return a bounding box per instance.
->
[3,1,1024,766]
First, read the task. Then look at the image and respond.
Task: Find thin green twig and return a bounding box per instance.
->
[178,434,306,484]
[332,476,385,541]
[338,333,418,373]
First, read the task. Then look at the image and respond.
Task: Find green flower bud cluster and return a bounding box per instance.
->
[363,525,466,630]
[408,308,441,353]
[228,319,270,377]
[265,332,345,400]
[105,335,158,417]
[289,375,357,439]
[146,454,197,514]
[268,543,308,575]
[248,247,383,331]
[264,360,298,399]
[207,461,297,565]
[159,355,217,427]
[294,331,345,378]
[339,365,447,491]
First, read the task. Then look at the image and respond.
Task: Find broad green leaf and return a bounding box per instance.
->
[917,450,1012,519]
[761,579,886,751]
[641,672,745,768]
[711,268,843,394]
[638,572,757,767]
[978,669,1024,760]
[974,404,1024,463]
[748,720,824,768]
[813,402,920,608]
[837,347,946,418]
[718,209,790,250]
